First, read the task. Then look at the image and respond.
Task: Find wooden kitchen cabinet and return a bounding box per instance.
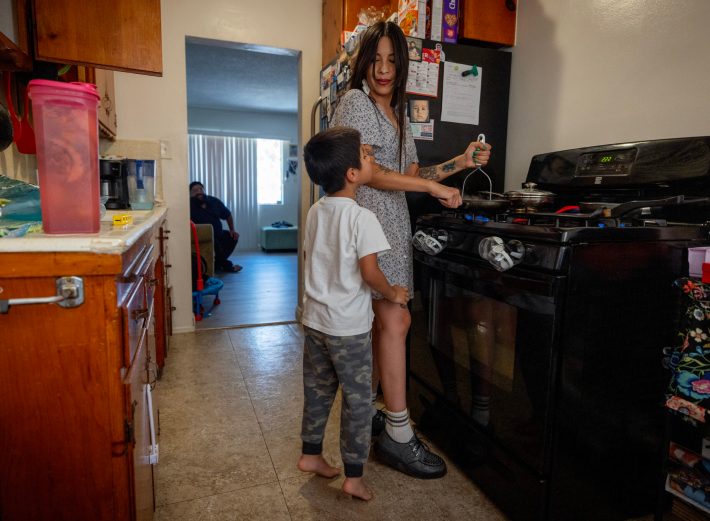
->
[31,0,162,75]
[0,211,170,521]
[0,0,32,70]
[322,0,397,66]
[459,0,518,47]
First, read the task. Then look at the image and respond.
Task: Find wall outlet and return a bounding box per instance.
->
[160,140,171,159]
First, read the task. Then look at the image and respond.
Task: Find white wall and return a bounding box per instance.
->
[506,0,710,190]
[114,0,321,332]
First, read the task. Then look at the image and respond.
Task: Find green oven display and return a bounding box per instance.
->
[576,148,637,176]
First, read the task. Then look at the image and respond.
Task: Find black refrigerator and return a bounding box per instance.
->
[315,40,512,221]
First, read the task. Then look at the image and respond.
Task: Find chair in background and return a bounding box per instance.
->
[190,221,223,321]
[191,223,215,277]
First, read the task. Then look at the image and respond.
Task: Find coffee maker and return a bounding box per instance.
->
[99,159,130,209]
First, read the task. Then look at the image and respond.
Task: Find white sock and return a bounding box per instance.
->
[385,408,414,443]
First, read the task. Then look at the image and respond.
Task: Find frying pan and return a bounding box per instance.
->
[461,192,511,211]
[462,197,511,211]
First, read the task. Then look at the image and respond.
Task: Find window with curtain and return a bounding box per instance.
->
[189,134,287,250]
[256,139,284,205]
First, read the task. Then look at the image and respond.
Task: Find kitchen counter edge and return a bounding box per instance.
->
[0,207,168,254]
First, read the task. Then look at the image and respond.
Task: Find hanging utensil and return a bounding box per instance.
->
[4,72,22,147]
[3,72,35,154]
[17,85,36,154]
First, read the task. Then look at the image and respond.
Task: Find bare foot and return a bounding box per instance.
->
[342,477,373,501]
[297,454,341,478]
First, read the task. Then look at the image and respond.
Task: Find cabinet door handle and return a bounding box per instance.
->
[0,276,85,313]
[122,244,155,281]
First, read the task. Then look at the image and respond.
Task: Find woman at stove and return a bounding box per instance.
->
[332,20,492,479]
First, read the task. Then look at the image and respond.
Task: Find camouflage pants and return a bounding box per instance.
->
[301,326,372,476]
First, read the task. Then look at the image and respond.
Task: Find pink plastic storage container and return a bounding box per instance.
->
[28,80,100,234]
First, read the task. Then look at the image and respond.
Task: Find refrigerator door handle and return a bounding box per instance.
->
[309,97,327,207]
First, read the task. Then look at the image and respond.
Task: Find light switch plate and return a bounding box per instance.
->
[160,140,171,159]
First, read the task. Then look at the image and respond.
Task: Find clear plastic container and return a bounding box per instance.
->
[28,80,100,233]
[126,159,155,210]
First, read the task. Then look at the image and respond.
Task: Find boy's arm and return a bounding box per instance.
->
[358,253,409,304]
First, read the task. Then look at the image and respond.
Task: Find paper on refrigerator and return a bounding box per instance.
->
[406,47,440,97]
[440,61,482,125]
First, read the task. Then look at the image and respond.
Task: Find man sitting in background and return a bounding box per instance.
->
[189,181,243,273]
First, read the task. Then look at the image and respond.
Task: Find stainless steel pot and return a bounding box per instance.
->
[504,182,556,208]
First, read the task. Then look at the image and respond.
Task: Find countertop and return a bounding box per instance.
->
[0,206,167,254]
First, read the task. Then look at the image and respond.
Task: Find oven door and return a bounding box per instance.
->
[410,249,565,477]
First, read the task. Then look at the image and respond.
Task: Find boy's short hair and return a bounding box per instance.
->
[304,127,362,194]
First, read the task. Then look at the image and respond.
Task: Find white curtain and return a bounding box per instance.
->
[188,134,259,251]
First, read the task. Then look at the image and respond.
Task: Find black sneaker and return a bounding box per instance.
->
[374,431,447,479]
[371,409,387,438]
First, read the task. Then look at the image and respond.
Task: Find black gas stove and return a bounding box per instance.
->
[408,137,710,521]
[416,209,709,274]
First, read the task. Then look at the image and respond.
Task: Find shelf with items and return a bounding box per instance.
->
[661,277,710,519]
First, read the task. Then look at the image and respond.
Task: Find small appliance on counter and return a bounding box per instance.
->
[99,158,130,210]
[125,159,155,210]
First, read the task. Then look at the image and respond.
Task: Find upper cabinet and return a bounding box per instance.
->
[460,0,517,47]
[322,0,397,67]
[32,0,163,75]
[0,0,32,70]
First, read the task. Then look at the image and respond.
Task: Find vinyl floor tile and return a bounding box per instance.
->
[154,482,291,521]
[156,380,259,434]
[228,324,301,350]
[155,424,276,506]
[235,341,303,379]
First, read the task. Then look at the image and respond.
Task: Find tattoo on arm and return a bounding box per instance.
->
[442,161,456,173]
[418,166,440,180]
[376,164,397,176]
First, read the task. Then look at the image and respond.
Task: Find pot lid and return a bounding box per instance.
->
[505,182,555,198]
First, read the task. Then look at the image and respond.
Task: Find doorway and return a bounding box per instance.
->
[185,37,300,329]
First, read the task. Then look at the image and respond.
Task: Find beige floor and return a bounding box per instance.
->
[154,324,510,521]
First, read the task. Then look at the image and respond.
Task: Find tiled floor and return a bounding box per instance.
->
[154,324,509,520]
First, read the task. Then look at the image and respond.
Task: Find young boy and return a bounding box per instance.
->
[298,127,409,501]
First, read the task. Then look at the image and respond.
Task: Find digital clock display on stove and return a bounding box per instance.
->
[576,148,638,176]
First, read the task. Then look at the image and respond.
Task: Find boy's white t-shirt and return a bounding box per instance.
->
[302,196,390,336]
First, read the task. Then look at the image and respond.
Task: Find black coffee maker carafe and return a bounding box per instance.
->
[99,159,130,209]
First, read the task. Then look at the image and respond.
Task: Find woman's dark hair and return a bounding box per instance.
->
[304,127,362,194]
[348,21,409,171]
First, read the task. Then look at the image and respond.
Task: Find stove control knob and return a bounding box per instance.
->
[507,240,525,263]
[523,244,539,265]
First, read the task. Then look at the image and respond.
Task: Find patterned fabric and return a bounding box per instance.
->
[301,327,373,473]
[665,278,710,421]
[333,89,419,298]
